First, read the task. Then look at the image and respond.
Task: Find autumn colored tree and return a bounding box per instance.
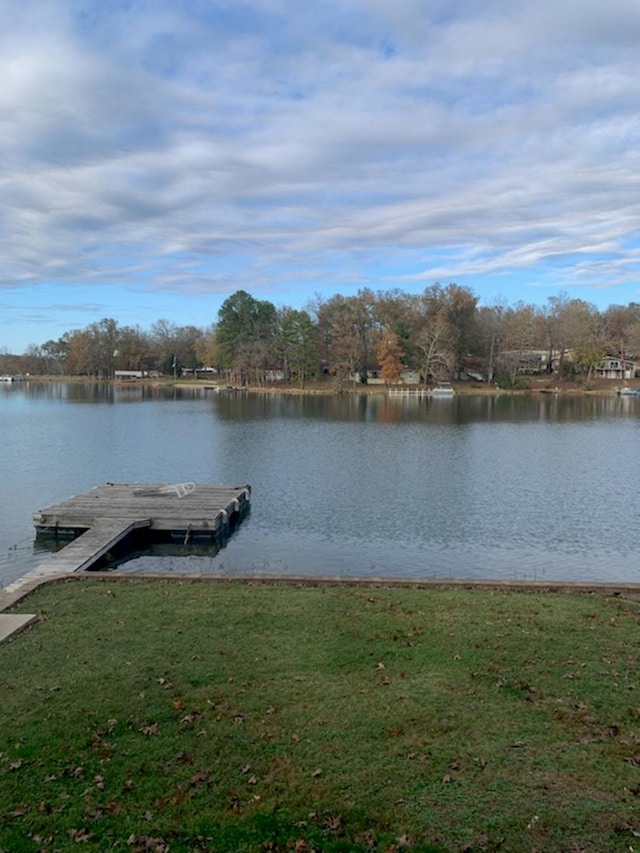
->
[115,325,153,372]
[63,329,93,376]
[84,318,120,378]
[603,303,640,359]
[497,302,541,383]
[314,296,362,388]
[313,290,380,387]
[376,330,404,385]
[194,326,218,370]
[440,283,479,376]
[374,289,416,366]
[413,286,456,385]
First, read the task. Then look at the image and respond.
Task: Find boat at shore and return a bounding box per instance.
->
[431,383,455,396]
[618,386,640,397]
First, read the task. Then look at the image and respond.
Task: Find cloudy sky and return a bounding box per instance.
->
[2,0,640,352]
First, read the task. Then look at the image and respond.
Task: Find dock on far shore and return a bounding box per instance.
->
[2,482,251,598]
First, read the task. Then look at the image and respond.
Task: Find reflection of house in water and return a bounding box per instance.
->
[594,356,636,381]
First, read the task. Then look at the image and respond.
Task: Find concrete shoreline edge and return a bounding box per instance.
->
[3,570,640,615]
[3,571,639,644]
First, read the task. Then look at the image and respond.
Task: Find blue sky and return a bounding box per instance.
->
[2,0,640,352]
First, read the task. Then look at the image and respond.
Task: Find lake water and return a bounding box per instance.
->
[1,382,639,588]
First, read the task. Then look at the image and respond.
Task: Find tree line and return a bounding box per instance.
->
[3,286,640,387]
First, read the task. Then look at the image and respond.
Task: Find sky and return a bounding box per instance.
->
[2,0,640,352]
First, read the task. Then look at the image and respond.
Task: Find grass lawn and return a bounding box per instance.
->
[1,578,640,852]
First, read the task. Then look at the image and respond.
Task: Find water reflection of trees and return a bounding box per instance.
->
[213,390,640,425]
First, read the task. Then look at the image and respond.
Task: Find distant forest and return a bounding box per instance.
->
[3,286,640,388]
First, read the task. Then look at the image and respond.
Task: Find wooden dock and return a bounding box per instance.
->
[3,482,251,595]
[33,482,251,539]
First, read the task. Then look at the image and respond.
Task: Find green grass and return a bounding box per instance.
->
[2,579,640,852]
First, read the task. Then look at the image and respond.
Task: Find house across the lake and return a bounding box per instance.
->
[594,357,636,381]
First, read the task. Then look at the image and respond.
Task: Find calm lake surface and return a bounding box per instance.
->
[1,382,639,588]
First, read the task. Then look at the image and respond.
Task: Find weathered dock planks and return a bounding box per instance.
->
[2,482,251,596]
[33,482,251,537]
[33,518,153,574]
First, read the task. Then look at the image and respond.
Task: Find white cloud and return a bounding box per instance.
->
[1,0,640,349]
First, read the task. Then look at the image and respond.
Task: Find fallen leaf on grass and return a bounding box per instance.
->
[127,835,169,852]
[84,806,103,820]
[227,795,242,814]
[614,820,640,837]
[462,835,490,851]
[324,814,343,832]
[8,804,28,818]
[69,827,93,842]
[311,768,323,778]
[31,835,54,846]
[140,723,159,736]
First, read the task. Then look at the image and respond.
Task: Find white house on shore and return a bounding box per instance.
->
[595,357,636,380]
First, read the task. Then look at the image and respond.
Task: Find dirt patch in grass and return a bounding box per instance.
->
[2,579,640,852]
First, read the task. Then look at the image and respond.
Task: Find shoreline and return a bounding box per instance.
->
[4,571,640,616]
[11,374,634,396]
